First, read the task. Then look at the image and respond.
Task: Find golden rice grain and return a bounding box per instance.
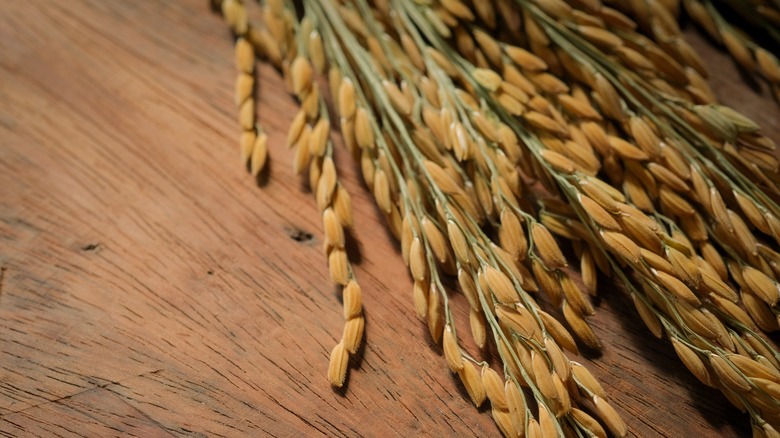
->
[342,280,362,320]
[383,79,412,115]
[472,28,502,66]
[328,247,349,286]
[710,353,752,393]
[631,292,663,338]
[647,163,688,193]
[743,266,780,306]
[286,109,307,148]
[533,258,563,306]
[409,237,428,282]
[722,30,755,71]
[752,377,780,401]
[292,126,312,175]
[544,337,570,381]
[484,266,519,304]
[235,37,255,74]
[666,247,702,289]
[459,360,486,407]
[420,218,449,266]
[615,45,654,71]
[440,0,474,20]
[480,366,507,410]
[354,108,375,150]
[655,270,701,306]
[373,169,392,214]
[323,207,344,250]
[593,73,626,121]
[593,396,627,437]
[727,211,758,259]
[580,194,620,231]
[400,33,425,71]
[332,184,354,228]
[466,309,486,350]
[532,350,558,403]
[671,337,713,387]
[756,48,780,82]
[563,301,601,350]
[561,274,594,316]
[497,92,526,115]
[676,301,720,341]
[240,130,256,165]
[447,220,471,266]
[622,173,653,212]
[505,381,527,435]
[497,305,539,338]
[308,30,326,73]
[571,361,606,398]
[552,373,571,416]
[471,112,499,144]
[343,315,364,353]
[571,408,607,438]
[316,156,337,210]
[577,25,623,50]
[413,279,428,320]
[659,185,695,216]
[291,56,313,97]
[730,354,780,382]
[443,325,464,372]
[699,270,737,302]
[239,97,255,130]
[538,404,557,436]
[618,215,662,256]
[505,45,547,71]
[453,267,477,310]
[580,250,597,295]
[309,119,330,157]
[712,294,757,330]
[608,136,649,161]
[423,160,461,194]
[235,73,254,106]
[538,310,578,355]
[428,283,444,343]
[473,68,502,91]
[647,46,688,85]
[539,149,576,174]
[474,176,494,218]
[734,191,770,234]
[492,407,516,437]
[498,208,527,259]
[532,223,568,269]
[229,0,249,35]
[601,230,641,265]
[327,341,349,387]
[337,78,356,120]
[558,94,602,119]
[526,418,541,438]
[529,72,570,94]
[503,63,538,96]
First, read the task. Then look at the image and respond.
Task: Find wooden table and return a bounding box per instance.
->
[1,1,779,436]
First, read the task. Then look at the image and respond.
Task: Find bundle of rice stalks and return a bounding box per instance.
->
[211,0,780,435]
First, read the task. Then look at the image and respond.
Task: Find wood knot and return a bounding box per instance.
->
[81,243,100,252]
[285,226,314,244]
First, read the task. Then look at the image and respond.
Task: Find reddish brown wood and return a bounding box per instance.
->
[0,1,777,436]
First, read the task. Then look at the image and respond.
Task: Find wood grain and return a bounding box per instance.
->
[0,1,778,436]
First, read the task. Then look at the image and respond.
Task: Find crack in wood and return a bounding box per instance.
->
[0,265,6,298]
[0,369,164,418]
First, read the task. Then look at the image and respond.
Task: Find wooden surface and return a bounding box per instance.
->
[1,1,779,436]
